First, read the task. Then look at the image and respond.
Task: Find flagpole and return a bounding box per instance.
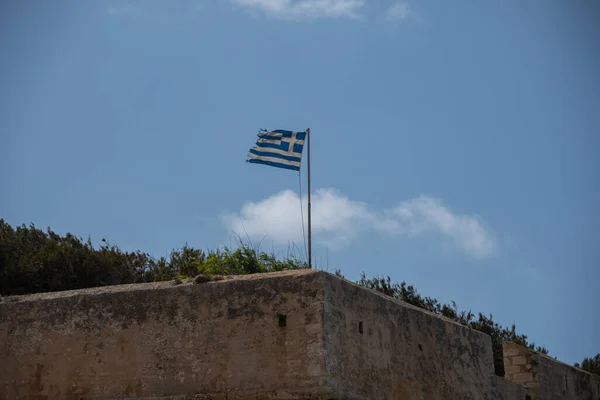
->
[306,128,312,269]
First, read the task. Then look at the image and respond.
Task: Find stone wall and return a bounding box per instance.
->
[0,270,327,399]
[320,273,527,400]
[504,342,600,400]
[0,270,597,400]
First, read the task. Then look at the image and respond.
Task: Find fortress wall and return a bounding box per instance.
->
[1,270,597,400]
[503,342,600,400]
[320,273,527,400]
[0,270,327,399]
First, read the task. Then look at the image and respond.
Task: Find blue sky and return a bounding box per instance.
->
[1,0,599,365]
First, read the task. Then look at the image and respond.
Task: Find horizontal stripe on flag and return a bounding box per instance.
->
[256,138,282,145]
[253,141,304,155]
[248,148,301,162]
[258,131,283,139]
[247,151,301,168]
[256,137,305,146]
[258,130,306,141]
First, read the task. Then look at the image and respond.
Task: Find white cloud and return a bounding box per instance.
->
[387,196,495,258]
[386,2,411,20]
[222,188,497,258]
[231,0,364,20]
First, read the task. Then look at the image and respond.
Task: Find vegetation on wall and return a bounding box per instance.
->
[574,354,600,376]
[0,219,597,378]
[0,219,304,295]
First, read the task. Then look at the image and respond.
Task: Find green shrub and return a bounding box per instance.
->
[575,354,600,375]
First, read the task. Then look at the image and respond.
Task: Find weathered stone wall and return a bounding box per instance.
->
[504,342,600,400]
[0,270,327,399]
[320,274,527,400]
[1,270,597,400]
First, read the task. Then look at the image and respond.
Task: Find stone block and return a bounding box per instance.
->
[505,365,523,375]
[526,381,541,389]
[503,347,522,357]
[513,372,534,383]
[513,356,527,365]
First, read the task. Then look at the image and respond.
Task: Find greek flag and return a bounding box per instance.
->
[246,129,306,171]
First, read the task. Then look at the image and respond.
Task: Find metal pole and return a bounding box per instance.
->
[306,128,312,269]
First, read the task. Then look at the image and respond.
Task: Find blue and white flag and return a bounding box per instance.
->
[246,129,306,171]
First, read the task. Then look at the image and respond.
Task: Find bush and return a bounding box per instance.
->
[575,354,600,375]
[0,219,305,296]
